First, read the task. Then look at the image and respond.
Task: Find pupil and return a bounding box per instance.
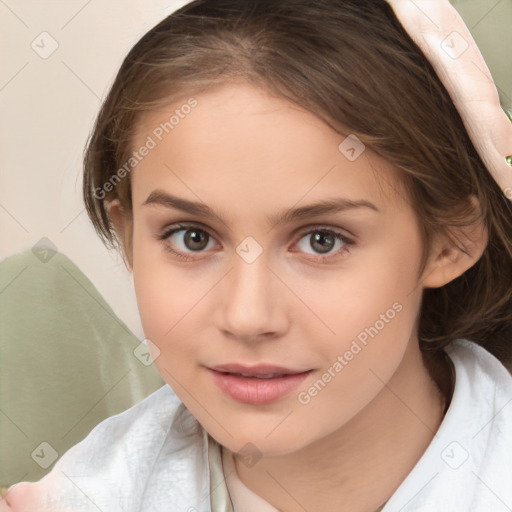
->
[185,229,208,251]
[312,232,334,254]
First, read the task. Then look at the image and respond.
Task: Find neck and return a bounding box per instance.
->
[232,341,451,512]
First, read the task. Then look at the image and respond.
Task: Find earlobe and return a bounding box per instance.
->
[421,205,488,289]
[107,199,126,234]
[106,199,134,271]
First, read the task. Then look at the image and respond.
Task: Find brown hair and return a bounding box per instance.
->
[83,0,512,372]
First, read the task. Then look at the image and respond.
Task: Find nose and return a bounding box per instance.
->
[215,249,289,342]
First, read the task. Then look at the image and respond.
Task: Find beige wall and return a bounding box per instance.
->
[0,0,189,338]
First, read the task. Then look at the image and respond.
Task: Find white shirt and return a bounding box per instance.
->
[2,339,511,511]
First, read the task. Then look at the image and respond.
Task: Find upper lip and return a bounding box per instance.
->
[209,364,310,376]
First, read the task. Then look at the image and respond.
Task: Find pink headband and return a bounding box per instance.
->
[386,0,512,202]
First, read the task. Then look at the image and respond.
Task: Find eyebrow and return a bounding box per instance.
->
[142,189,379,227]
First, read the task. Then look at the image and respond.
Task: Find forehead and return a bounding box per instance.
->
[130,82,407,215]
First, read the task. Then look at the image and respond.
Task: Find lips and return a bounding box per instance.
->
[207,363,312,404]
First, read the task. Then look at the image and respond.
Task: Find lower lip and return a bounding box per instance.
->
[208,369,312,405]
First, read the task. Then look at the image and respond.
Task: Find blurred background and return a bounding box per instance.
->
[0,0,510,488]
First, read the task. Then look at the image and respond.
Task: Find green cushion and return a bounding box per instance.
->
[0,245,164,487]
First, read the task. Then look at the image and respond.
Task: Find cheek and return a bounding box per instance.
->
[305,272,418,381]
[294,285,418,436]
[131,232,201,362]
[299,227,423,394]
[133,264,206,392]
[311,235,421,344]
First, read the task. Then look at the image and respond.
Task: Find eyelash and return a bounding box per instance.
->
[156,222,355,263]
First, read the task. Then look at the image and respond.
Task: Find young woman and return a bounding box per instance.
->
[2,1,511,510]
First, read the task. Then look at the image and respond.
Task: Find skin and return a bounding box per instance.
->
[108,82,487,512]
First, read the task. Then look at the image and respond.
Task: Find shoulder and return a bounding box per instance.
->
[384,338,512,511]
[76,383,181,443]
[446,337,512,457]
[2,385,210,511]
[446,337,512,392]
[444,338,512,447]
[59,383,184,465]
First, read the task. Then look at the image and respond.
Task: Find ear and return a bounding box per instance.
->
[106,199,133,272]
[421,197,488,289]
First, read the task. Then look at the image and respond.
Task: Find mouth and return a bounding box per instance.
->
[210,363,310,377]
[207,364,313,404]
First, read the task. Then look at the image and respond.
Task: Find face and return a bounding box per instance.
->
[127,82,428,456]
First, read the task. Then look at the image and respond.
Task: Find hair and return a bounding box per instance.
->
[82,0,512,381]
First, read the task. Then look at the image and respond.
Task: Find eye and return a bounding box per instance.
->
[157,223,354,262]
[157,223,218,261]
[293,226,354,261]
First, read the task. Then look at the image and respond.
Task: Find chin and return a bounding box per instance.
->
[209,424,311,458]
